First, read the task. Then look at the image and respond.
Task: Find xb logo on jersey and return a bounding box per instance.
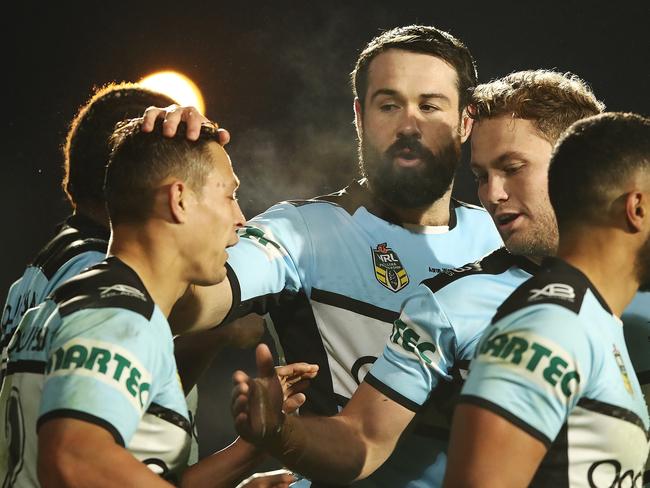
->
[371,243,409,292]
[528,283,575,302]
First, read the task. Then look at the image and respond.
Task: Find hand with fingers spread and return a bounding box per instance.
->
[140,104,230,144]
[234,469,297,488]
[232,344,308,444]
[276,361,318,414]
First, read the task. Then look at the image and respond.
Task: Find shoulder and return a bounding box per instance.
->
[32,216,109,280]
[422,248,532,294]
[51,258,154,321]
[451,199,491,221]
[492,258,597,325]
[284,180,367,216]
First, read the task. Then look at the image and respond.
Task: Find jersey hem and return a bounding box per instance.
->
[364,372,421,412]
[37,409,125,446]
[458,394,552,448]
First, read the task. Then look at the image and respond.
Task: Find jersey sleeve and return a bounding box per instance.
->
[366,284,457,411]
[225,202,312,315]
[459,305,592,446]
[38,308,163,446]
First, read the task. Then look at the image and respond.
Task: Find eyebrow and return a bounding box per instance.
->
[470,151,529,170]
[369,89,451,105]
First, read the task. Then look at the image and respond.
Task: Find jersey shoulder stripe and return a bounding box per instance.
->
[491,258,610,323]
[421,247,539,294]
[32,215,109,279]
[51,258,155,320]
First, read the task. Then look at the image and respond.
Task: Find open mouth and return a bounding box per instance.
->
[394,148,422,166]
[496,213,519,225]
[494,213,523,231]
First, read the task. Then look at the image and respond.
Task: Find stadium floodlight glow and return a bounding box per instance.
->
[139,71,205,115]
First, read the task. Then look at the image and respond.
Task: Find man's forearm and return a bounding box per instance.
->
[39,419,172,488]
[263,414,371,484]
[181,437,267,487]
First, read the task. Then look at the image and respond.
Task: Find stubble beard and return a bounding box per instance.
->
[504,207,559,260]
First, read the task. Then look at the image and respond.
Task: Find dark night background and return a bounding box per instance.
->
[5,0,649,465]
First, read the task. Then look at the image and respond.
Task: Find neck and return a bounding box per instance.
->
[75,202,110,229]
[557,227,639,317]
[109,223,190,317]
[369,186,454,226]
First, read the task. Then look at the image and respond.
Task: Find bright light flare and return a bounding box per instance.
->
[139,71,205,114]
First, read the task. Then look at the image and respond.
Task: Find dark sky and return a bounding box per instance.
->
[5,0,650,303]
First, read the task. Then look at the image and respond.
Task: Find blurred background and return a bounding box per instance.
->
[5,0,649,463]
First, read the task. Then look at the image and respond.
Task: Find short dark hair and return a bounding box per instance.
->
[351,25,478,111]
[549,112,650,233]
[470,70,605,142]
[63,82,176,208]
[105,118,223,225]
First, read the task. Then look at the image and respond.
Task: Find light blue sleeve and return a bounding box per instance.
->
[227,203,311,303]
[39,308,164,445]
[367,284,457,409]
[460,305,591,445]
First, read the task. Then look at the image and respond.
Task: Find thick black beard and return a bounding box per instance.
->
[359,133,461,209]
[636,234,650,292]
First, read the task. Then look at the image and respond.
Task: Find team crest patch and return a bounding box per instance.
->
[613,344,634,395]
[372,243,409,293]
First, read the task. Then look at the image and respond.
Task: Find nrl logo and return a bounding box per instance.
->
[372,243,409,293]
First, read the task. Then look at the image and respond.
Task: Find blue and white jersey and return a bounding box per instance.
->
[225,181,502,487]
[0,258,190,487]
[461,258,650,487]
[0,214,109,381]
[365,248,538,485]
[622,291,650,486]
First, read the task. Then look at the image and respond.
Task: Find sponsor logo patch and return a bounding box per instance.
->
[477,328,580,398]
[528,283,575,302]
[239,225,286,261]
[46,338,152,412]
[99,284,146,301]
[372,243,409,293]
[390,318,436,365]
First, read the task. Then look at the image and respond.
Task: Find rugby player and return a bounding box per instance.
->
[447,112,650,487]
[0,119,316,487]
[229,71,608,486]
[0,83,176,381]
[144,25,502,487]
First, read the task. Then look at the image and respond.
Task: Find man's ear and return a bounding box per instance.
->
[354,98,363,142]
[625,190,646,233]
[168,181,189,224]
[459,108,473,143]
